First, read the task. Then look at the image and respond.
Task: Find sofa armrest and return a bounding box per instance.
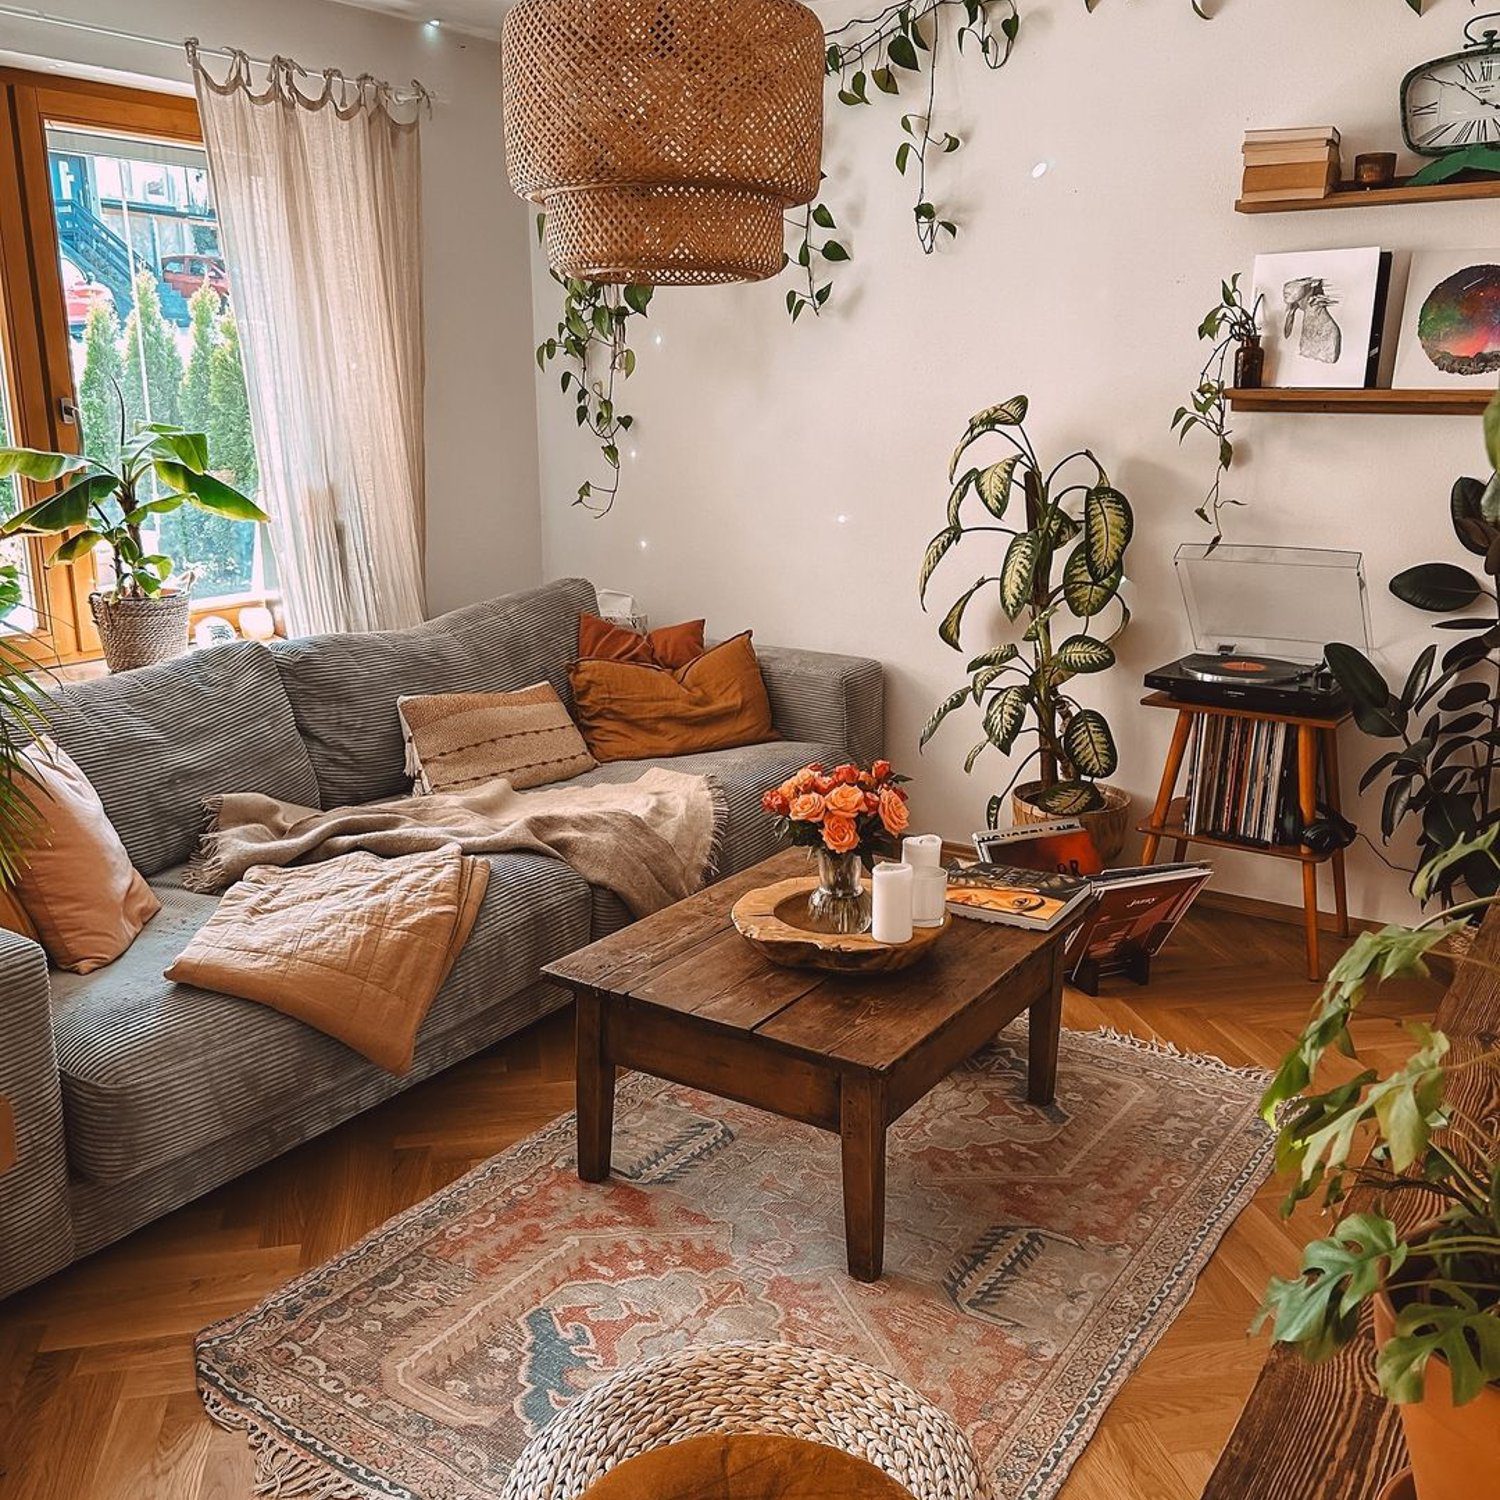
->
[753,644,884,768]
[0,927,74,1299]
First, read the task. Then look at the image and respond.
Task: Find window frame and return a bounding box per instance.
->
[0,69,275,665]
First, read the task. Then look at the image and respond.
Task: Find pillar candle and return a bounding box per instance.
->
[902,833,943,869]
[871,861,914,945]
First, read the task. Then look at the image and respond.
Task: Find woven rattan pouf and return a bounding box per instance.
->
[500,1341,993,1500]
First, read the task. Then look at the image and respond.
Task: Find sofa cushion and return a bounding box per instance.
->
[41,641,320,877]
[570,739,844,882]
[50,853,592,1187]
[272,578,598,809]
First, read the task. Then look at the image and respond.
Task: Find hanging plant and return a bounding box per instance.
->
[533,217,654,517]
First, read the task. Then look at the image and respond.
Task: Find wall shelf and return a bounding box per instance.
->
[1225,388,1491,416]
[1235,177,1500,214]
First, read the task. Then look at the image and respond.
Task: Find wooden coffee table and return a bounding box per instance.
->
[543,848,1079,1282]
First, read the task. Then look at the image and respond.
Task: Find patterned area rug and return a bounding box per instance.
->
[197,1026,1272,1500]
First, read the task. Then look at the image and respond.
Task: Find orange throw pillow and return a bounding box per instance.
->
[0,886,39,943]
[581,1434,918,1500]
[12,738,160,974]
[578,612,706,671]
[569,632,778,764]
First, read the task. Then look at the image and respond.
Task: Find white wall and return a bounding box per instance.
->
[0,0,539,615]
[536,0,1497,925]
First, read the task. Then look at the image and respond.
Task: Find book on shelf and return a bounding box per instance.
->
[1181,714,1310,848]
[1241,159,1339,194]
[971,818,1103,878]
[1243,126,1340,147]
[944,862,1095,932]
[1241,142,1342,167]
[1062,861,1213,981]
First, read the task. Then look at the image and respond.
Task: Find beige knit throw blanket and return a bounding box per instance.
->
[184,767,727,919]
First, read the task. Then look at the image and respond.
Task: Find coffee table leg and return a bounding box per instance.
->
[1028,948,1065,1106]
[575,989,615,1182]
[840,1073,887,1283]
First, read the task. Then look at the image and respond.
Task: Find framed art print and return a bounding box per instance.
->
[1250,247,1391,389]
[1392,250,1500,389]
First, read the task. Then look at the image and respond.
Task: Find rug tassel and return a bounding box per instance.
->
[199,1385,379,1500]
[1089,1025,1272,1087]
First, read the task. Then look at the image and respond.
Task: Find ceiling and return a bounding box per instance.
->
[327,0,506,41]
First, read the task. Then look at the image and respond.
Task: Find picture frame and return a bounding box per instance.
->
[1250,247,1391,390]
[1392,250,1500,389]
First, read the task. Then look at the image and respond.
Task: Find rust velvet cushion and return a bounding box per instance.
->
[578,611,706,671]
[580,1434,919,1500]
[568,632,778,764]
[11,738,160,973]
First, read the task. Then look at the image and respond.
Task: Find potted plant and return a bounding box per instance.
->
[919,395,1135,859]
[1256,831,1500,1500]
[1172,273,1265,547]
[0,405,267,673]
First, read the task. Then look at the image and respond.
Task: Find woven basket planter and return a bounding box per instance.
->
[502,1341,993,1500]
[1012,781,1133,864]
[502,0,825,284]
[89,591,191,673]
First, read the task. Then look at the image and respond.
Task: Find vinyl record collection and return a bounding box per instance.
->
[1183,715,1304,847]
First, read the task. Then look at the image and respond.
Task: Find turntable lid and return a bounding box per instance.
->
[1175,544,1371,664]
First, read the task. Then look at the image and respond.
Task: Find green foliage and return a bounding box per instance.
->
[1255,834,1500,1407]
[1172,273,1263,547]
[119,272,182,432]
[1327,404,1500,907]
[920,395,1133,817]
[0,393,268,601]
[77,303,126,470]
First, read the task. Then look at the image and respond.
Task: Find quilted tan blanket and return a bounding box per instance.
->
[184,767,725,920]
[167,847,488,1073]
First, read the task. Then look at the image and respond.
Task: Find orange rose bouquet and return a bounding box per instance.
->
[761,759,911,860]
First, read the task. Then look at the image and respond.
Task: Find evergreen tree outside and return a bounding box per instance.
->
[119,271,182,432]
[77,302,125,469]
[206,314,258,497]
[179,281,217,436]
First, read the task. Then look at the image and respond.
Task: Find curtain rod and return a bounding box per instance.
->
[0,5,437,105]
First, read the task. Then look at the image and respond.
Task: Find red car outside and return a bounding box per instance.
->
[161,253,230,305]
[61,257,114,330]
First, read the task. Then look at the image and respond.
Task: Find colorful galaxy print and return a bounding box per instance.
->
[1417,263,1500,376]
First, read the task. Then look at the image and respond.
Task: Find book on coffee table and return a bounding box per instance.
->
[944,862,1095,932]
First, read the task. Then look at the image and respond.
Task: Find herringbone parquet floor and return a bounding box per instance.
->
[0,907,1440,1500]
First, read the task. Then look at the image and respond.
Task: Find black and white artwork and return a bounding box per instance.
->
[1251,248,1389,389]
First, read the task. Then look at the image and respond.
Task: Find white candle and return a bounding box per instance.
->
[872,861,914,945]
[902,833,943,869]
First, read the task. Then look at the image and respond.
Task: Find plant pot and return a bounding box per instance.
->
[89,591,191,673]
[1374,1288,1500,1500]
[1012,781,1132,864]
[804,849,872,936]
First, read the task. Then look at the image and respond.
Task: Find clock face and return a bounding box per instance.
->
[1403,48,1500,155]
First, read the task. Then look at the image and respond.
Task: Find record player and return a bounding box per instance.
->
[1145,544,1370,714]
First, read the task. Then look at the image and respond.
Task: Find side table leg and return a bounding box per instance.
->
[1142,710,1194,864]
[840,1073,887,1283]
[1321,727,1352,939]
[575,989,615,1183]
[1028,946,1065,1106]
[1297,726,1323,982]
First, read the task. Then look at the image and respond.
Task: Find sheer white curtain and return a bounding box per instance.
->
[189,43,428,636]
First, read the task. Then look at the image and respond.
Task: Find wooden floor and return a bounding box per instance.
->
[0,907,1440,1500]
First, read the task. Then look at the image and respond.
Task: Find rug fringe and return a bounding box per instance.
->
[200,1385,382,1500]
[1087,1025,1273,1088]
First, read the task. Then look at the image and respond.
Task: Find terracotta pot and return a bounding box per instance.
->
[1373,1288,1500,1500]
[89,590,191,673]
[1012,781,1131,864]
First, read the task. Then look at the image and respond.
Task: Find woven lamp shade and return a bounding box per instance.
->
[502,0,825,286]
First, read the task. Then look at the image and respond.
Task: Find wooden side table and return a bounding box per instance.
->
[0,1095,16,1176]
[1136,692,1352,981]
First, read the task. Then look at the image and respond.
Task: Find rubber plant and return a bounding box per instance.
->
[919,395,1134,822]
[1323,391,1500,907]
[1256,829,1499,1498]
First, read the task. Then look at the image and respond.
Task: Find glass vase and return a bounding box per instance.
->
[806,849,873,936]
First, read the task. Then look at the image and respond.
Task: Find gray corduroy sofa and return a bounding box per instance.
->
[0,577,883,1302]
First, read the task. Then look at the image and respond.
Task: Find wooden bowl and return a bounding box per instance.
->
[731,876,948,974]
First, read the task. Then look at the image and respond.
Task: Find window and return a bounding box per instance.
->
[0,70,272,664]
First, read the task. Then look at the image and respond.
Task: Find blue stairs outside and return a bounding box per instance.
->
[55,199,190,325]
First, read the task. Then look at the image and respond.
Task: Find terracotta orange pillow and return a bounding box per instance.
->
[568,632,778,764]
[11,738,160,974]
[0,886,39,942]
[581,1434,918,1500]
[578,611,706,671]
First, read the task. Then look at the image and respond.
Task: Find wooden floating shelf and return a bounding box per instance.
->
[1226,388,1492,416]
[1235,177,1500,214]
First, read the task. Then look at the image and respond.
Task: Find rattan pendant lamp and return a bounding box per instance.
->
[502,0,825,286]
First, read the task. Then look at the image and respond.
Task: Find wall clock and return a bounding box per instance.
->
[1401,16,1500,163]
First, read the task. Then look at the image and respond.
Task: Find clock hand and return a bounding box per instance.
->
[1433,76,1500,108]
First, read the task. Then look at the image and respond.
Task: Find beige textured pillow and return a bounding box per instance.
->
[398,683,596,793]
[12,738,160,973]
